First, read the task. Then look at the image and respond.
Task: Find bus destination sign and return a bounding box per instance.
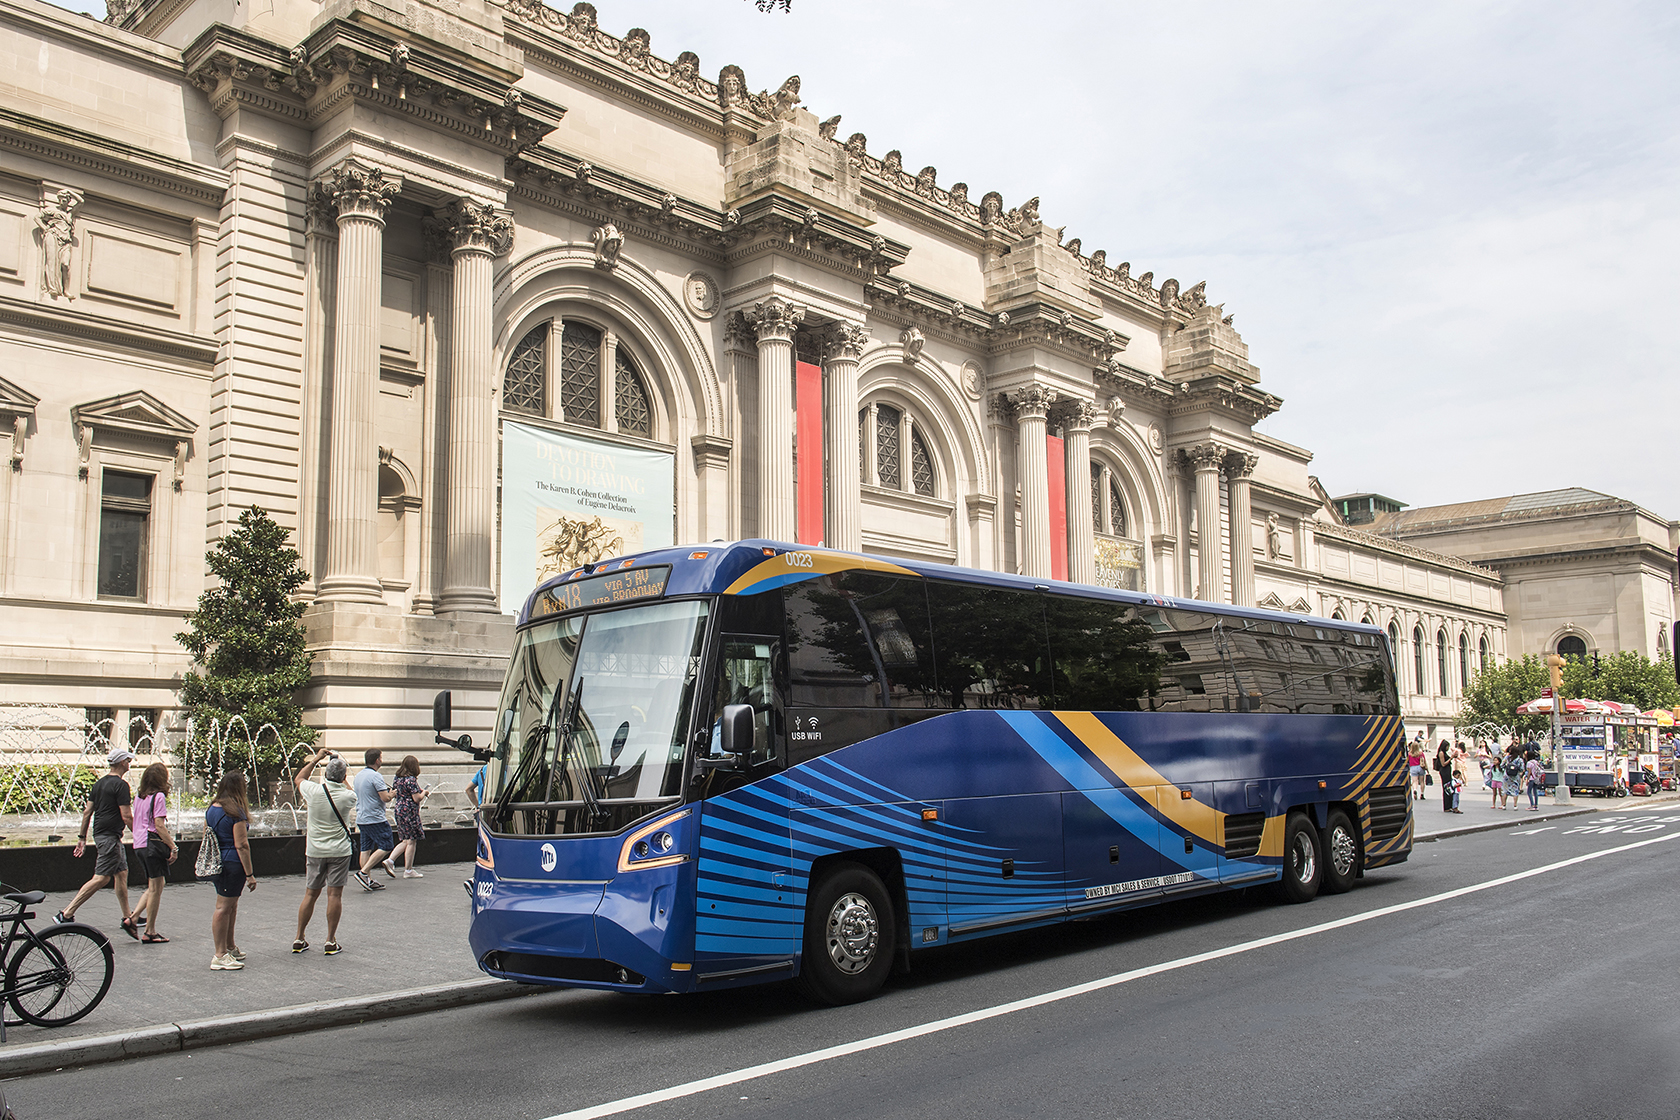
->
[534,565,671,617]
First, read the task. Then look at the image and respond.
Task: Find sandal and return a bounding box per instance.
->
[292,939,310,953]
[141,932,170,943]
[120,917,141,941]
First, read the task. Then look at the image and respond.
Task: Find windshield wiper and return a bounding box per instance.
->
[493,675,576,826]
[554,680,604,828]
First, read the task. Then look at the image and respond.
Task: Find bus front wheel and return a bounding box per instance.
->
[1275,812,1322,904]
[1319,808,1360,895]
[796,862,896,1005]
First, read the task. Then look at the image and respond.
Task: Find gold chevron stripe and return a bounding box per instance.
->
[1054,711,1222,844]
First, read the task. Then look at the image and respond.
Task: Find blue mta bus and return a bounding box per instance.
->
[436,540,1411,1004]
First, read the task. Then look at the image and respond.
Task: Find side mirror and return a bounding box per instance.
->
[701,703,755,770]
[433,691,453,733]
[433,691,489,760]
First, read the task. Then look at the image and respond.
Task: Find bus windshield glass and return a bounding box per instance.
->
[487,598,710,835]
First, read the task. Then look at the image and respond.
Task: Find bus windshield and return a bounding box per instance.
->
[487,598,710,835]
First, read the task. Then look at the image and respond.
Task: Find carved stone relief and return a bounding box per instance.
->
[35,186,82,300]
[683,270,720,319]
[592,223,623,270]
[961,362,984,401]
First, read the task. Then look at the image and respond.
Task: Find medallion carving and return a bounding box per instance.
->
[683,271,720,319]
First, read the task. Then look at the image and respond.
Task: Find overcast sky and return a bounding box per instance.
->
[69,0,1680,518]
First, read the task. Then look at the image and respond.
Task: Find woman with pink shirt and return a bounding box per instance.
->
[131,762,178,943]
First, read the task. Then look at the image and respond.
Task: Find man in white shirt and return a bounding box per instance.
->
[352,749,397,891]
[291,746,358,953]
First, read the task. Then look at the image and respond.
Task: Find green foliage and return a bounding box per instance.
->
[0,765,99,815]
[175,507,317,784]
[1461,651,1680,736]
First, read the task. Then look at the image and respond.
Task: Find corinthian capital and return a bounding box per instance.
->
[1011,384,1054,421]
[432,198,514,257]
[1056,398,1097,432]
[745,295,805,342]
[1223,450,1259,478]
[319,162,400,223]
[821,322,869,364]
[1178,441,1227,471]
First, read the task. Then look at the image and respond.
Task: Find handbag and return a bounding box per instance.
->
[194,809,224,879]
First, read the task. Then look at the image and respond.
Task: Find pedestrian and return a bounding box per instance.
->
[1434,741,1454,813]
[465,762,487,812]
[1500,748,1525,810]
[131,762,178,944]
[1407,738,1426,801]
[382,755,429,878]
[1489,753,1505,807]
[1526,752,1545,811]
[55,747,141,937]
[205,771,258,970]
[291,746,356,955]
[1450,768,1464,813]
[352,749,397,891]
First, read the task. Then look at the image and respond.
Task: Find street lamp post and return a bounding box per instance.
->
[1547,653,1570,805]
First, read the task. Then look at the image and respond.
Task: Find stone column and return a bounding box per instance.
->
[1225,451,1258,607]
[1181,442,1226,603]
[436,198,512,614]
[746,295,803,542]
[822,322,867,552]
[1013,386,1054,579]
[1064,400,1096,585]
[316,162,399,604]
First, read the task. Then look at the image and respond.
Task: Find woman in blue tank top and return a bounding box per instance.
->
[203,772,258,970]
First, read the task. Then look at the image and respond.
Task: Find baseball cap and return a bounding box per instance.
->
[107,747,136,765]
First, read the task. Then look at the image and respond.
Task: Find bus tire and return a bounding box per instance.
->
[1275,812,1322,904]
[1319,809,1360,895]
[795,862,896,1006]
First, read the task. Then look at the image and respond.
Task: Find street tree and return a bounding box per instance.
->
[175,507,317,784]
[1460,650,1680,737]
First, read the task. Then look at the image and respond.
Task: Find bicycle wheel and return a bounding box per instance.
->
[6,925,114,1027]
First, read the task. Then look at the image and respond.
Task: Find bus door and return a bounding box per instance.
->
[942,794,1064,938]
[1062,785,1161,915]
[1157,782,1219,895]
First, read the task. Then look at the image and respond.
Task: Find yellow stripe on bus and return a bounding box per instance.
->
[1055,711,1223,846]
[722,551,920,595]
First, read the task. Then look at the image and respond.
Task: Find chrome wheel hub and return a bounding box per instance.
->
[1329,827,1357,877]
[825,892,879,975]
[1290,831,1316,884]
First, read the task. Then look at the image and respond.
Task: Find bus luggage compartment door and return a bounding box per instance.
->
[1062,786,1162,915]
[942,793,1064,938]
[1157,783,1220,896]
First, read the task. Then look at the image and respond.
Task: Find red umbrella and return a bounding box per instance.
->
[1515,696,1604,715]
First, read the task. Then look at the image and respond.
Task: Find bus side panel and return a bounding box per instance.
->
[693,782,799,975]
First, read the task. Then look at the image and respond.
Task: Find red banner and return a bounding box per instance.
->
[795,361,824,545]
[1047,434,1067,581]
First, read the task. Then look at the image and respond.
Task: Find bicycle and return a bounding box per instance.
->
[0,882,114,1042]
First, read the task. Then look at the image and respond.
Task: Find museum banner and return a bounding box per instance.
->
[500,420,675,611]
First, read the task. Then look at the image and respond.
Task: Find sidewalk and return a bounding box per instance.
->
[3,859,520,1061]
[1412,786,1680,839]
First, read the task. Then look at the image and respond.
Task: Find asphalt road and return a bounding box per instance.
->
[14,810,1680,1120]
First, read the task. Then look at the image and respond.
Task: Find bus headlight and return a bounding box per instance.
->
[617,809,691,872]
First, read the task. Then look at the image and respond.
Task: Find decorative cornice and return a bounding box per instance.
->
[72,390,198,443]
[1313,518,1503,581]
[0,106,227,206]
[1168,377,1283,424]
[0,295,217,367]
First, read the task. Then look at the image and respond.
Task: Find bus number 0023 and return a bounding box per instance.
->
[784,552,814,568]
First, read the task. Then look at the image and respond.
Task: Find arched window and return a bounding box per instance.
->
[1331,610,1345,621]
[1557,634,1587,659]
[1388,622,1401,675]
[1089,462,1131,538]
[1479,634,1490,673]
[501,317,657,438]
[1413,626,1427,695]
[1437,629,1450,696]
[1459,632,1470,689]
[860,402,936,497]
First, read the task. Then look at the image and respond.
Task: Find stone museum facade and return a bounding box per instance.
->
[0,0,1538,763]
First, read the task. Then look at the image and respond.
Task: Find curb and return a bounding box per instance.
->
[1414,806,1596,843]
[0,977,546,1079]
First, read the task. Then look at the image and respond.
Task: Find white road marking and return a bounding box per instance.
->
[1511,827,1556,835]
[541,832,1680,1120]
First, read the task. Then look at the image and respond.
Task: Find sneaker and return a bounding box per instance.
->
[292,940,310,953]
[323,941,343,955]
[228,946,247,961]
[211,953,243,971]
[403,869,424,878]
[53,910,71,924]
[355,870,374,891]
[382,859,397,879]
[367,879,386,890]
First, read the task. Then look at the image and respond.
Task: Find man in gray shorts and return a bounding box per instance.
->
[291,746,358,954]
[57,747,140,937]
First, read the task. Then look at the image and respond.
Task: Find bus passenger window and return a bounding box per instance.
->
[925,581,1052,710]
[1044,596,1164,711]
[785,575,887,708]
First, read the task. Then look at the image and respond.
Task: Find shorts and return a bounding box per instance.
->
[93,833,127,877]
[136,838,172,879]
[305,854,352,890]
[214,859,247,898]
[1409,765,1423,777]
[358,820,394,854]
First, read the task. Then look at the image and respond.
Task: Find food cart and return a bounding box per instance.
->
[1558,711,1659,795]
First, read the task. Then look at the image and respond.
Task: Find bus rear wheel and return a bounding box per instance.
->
[1275,812,1322,904]
[1319,808,1360,895]
[796,862,896,1006]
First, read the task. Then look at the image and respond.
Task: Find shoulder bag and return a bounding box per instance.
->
[320,782,356,845]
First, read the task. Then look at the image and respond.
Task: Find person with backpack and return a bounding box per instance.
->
[291,746,358,955]
[1501,747,1527,810]
[56,747,140,936]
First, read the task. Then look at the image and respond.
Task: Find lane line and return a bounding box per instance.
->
[542,832,1678,1120]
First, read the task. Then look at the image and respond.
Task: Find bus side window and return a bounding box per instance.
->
[785,575,887,708]
[925,580,1052,710]
[1043,596,1164,711]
